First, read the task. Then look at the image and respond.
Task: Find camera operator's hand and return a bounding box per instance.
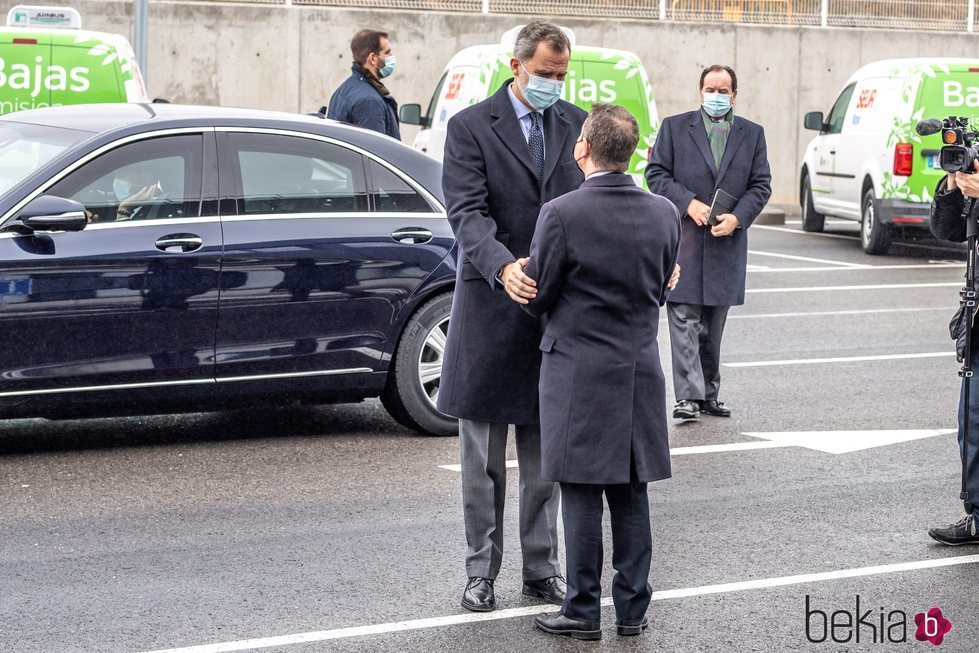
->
[953,160,979,197]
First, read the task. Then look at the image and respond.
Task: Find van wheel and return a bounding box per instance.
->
[860,188,892,255]
[380,292,458,436]
[801,175,825,232]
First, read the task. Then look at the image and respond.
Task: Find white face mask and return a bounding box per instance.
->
[519,62,563,111]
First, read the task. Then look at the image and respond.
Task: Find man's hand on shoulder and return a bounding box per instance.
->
[711,213,740,237]
[502,258,537,305]
[686,198,710,227]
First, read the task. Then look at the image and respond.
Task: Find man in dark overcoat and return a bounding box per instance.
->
[437,20,587,612]
[646,64,771,420]
[517,104,680,641]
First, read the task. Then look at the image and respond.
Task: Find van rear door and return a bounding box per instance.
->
[0,30,52,114]
[48,31,124,107]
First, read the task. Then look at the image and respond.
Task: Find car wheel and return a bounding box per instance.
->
[860,188,892,255]
[381,292,458,436]
[801,175,825,233]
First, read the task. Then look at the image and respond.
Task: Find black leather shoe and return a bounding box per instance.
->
[700,400,731,417]
[616,616,649,636]
[673,400,700,420]
[929,514,979,546]
[462,577,495,612]
[534,612,601,641]
[523,575,566,605]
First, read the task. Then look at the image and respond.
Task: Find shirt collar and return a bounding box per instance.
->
[586,170,613,180]
[508,82,542,122]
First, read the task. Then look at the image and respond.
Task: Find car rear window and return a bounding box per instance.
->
[0,121,89,196]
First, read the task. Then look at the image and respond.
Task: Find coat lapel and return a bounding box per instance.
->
[715,118,745,185]
[687,111,718,178]
[542,103,572,184]
[489,81,540,181]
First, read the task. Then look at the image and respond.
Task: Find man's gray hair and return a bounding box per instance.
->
[513,21,571,61]
[582,104,639,172]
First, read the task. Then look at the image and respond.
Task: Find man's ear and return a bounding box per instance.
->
[509,57,521,80]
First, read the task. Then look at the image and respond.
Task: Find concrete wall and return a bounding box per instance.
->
[49,1,979,204]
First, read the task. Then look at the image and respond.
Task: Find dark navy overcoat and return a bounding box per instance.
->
[523,173,681,484]
[645,110,771,307]
[437,81,587,424]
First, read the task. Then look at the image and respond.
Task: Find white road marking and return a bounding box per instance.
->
[753,224,860,241]
[724,352,955,367]
[744,429,956,454]
[748,249,870,268]
[747,282,959,294]
[728,306,955,320]
[140,555,979,653]
[750,263,962,273]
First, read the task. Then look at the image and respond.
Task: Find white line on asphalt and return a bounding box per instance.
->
[140,555,979,653]
[438,441,794,471]
[750,263,962,273]
[748,249,871,268]
[724,352,955,368]
[729,306,956,320]
[746,282,959,294]
[753,224,860,241]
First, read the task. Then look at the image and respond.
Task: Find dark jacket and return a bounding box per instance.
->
[522,173,680,484]
[645,110,771,306]
[930,178,976,354]
[436,80,587,425]
[327,65,401,140]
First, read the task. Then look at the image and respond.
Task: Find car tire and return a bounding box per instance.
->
[860,188,892,255]
[801,174,825,233]
[381,292,458,436]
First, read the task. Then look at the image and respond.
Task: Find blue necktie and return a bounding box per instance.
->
[528,112,545,181]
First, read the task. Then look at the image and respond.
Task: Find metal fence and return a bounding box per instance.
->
[200,0,979,32]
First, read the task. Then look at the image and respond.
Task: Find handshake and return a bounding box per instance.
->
[502,259,681,305]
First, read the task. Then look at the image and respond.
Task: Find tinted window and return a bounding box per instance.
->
[47,134,205,223]
[826,83,856,135]
[0,122,90,197]
[369,160,434,213]
[426,72,447,128]
[230,133,368,214]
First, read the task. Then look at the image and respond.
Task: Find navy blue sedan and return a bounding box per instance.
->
[0,104,458,435]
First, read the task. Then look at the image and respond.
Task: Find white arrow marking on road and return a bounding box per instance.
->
[743,429,956,455]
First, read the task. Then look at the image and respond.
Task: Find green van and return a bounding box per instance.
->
[0,5,148,115]
[401,26,658,186]
[801,58,979,254]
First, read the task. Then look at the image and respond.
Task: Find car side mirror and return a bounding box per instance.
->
[15,195,87,233]
[400,103,425,127]
[804,111,825,132]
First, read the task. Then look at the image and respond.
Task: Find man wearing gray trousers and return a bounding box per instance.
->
[436,21,586,612]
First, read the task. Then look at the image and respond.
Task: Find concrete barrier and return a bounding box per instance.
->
[67,1,979,205]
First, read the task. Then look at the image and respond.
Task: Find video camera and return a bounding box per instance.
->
[916,116,979,173]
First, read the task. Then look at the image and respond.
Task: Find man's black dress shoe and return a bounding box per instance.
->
[672,400,700,420]
[616,616,649,636]
[462,577,495,612]
[700,400,731,417]
[929,514,979,546]
[534,612,601,641]
[523,575,566,605]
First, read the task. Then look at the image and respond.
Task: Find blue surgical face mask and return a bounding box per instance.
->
[519,62,563,111]
[113,178,131,201]
[378,54,396,79]
[703,92,732,118]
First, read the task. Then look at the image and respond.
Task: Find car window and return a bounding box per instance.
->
[46,134,206,223]
[368,160,435,213]
[0,122,90,197]
[230,133,368,215]
[826,83,856,135]
[426,72,447,128]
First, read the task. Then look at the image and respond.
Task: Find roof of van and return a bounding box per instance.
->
[849,58,979,81]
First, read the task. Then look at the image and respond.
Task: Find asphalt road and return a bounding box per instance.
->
[2,218,978,653]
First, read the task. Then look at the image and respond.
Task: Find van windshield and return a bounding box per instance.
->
[0,122,90,197]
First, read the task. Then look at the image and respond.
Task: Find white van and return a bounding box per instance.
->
[800,58,979,254]
[400,26,659,186]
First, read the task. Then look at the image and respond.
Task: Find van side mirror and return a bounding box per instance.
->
[400,103,425,127]
[14,195,87,233]
[804,111,825,132]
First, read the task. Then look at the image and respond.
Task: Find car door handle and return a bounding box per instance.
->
[391,228,433,244]
[155,233,203,253]
[829,150,836,155]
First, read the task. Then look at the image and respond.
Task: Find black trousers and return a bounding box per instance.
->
[559,466,652,623]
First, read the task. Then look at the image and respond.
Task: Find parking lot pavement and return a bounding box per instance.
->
[2,220,978,652]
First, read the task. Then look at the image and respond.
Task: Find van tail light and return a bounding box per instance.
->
[12,38,37,45]
[647,147,653,162]
[893,143,913,176]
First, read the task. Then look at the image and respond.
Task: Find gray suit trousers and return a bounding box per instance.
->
[667,302,730,402]
[459,419,561,581]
